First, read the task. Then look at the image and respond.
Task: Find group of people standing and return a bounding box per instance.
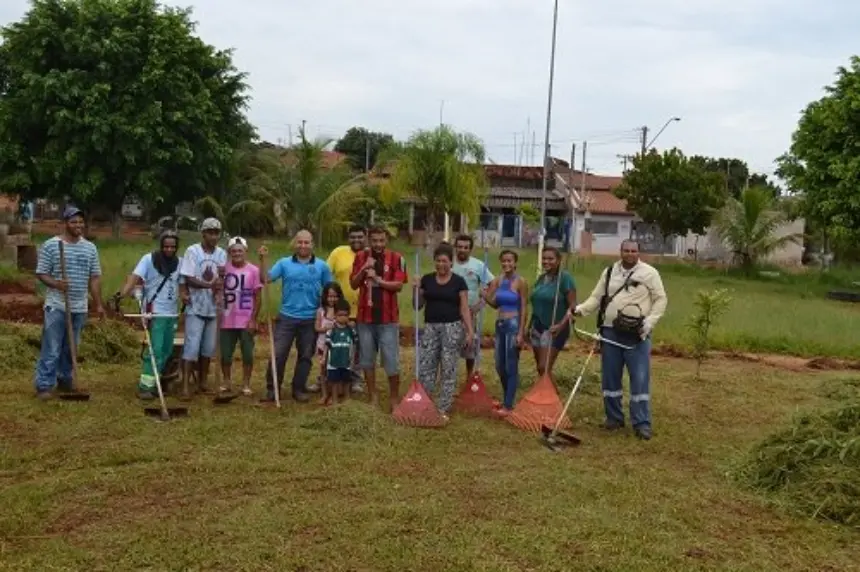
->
[31,207,668,440]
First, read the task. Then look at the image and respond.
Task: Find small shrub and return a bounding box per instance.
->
[686,288,732,379]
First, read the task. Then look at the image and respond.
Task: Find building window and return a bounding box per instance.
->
[591,220,619,235]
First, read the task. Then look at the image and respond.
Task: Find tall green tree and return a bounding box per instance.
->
[334,127,395,172]
[712,186,803,273]
[614,148,726,239]
[0,0,252,237]
[689,155,781,199]
[776,56,860,251]
[380,125,488,246]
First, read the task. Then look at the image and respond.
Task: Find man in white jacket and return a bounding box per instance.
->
[573,240,667,440]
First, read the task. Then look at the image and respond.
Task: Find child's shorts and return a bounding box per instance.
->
[326,367,352,384]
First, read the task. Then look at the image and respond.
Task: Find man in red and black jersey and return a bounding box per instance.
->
[349,226,408,409]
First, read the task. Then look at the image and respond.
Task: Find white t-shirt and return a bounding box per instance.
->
[132,253,182,315]
[179,244,227,317]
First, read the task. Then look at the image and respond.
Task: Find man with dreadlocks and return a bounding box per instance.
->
[118,231,183,400]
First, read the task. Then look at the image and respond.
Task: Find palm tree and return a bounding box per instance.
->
[197,129,371,243]
[280,130,371,244]
[713,185,804,272]
[380,125,488,246]
[196,145,285,236]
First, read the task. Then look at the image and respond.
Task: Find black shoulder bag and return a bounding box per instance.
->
[596,266,643,335]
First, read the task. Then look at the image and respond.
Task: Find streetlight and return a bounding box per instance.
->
[537,0,559,273]
[642,116,681,153]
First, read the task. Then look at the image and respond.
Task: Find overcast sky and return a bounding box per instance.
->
[2,1,856,178]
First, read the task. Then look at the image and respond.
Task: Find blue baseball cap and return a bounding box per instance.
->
[63,205,84,220]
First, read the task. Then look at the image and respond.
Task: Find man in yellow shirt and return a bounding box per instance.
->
[327,225,367,392]
[574,239,667,441]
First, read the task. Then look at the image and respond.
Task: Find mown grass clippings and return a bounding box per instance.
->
[738,402,860,528]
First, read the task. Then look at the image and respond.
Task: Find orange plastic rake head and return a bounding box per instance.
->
[505,373,572,434]
[392,380,448,428]
[454,371,497,417]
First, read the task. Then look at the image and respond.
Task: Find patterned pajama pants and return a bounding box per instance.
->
[418,321,465,414]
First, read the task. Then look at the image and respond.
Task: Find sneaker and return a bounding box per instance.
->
[634,426,652,441]
[603,419,625,431]
[306,383,321,394]
[36,391,54,401]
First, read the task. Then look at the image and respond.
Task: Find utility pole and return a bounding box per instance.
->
[287,124,293,147]
[513,133,518,165]
[364,137,371,172]
[580,141,588,201]
[569,143,576,190]
[640,125,648,156]
[617,154,629,172]
[531,131,536,165]
[537,0,559,270]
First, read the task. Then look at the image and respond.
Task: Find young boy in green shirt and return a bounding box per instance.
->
[324,299,357,404]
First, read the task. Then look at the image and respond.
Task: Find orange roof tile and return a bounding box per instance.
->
[580,190,632,216]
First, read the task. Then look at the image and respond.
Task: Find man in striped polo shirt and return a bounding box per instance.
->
[33,205,105,400]
[350,226,408,410]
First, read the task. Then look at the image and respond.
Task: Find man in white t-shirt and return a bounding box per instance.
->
[178,218,227,399]
[118,230,183,399]
[453,233,494,380]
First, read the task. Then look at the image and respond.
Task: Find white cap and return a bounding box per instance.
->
[200,217,222,231]
[227,236,248,250]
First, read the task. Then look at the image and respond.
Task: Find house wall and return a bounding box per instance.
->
[572,214,632,255]
[678,218,805,266]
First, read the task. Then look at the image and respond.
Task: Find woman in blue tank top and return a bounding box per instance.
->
[482,249,528,415]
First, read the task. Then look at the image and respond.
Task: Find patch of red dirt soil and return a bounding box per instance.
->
[0,279,35,295]
[32,220,150,239]
[0,279,43,323]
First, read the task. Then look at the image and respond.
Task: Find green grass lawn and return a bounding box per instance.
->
[2,348,859,571]
[29,234,860,359]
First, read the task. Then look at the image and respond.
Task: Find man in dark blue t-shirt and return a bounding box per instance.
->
[259,230,332,403]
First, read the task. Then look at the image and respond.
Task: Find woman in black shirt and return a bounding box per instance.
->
[412,242,474,419]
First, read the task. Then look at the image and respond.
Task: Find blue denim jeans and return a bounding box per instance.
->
[600,326,652,428]
[265,316,316,398]
[34,306,87,392]
[494,316,521,410]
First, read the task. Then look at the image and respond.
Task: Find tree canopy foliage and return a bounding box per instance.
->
[689,156,780,199]
[334,127,395,172]
[197,129,372,243]
[380,125,488,245]
[776,56,860,250]
[613,148,726,238]
[0,0,252,235]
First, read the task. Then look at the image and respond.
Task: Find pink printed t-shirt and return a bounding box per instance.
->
[221,262,263,329]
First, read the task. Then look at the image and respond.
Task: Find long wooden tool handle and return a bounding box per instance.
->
[140,298,169,418]
[58,240,79,385]
[214,269,223,388]
[260,254,280,408]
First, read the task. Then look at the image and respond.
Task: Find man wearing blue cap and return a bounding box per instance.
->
[33,205,105,399]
